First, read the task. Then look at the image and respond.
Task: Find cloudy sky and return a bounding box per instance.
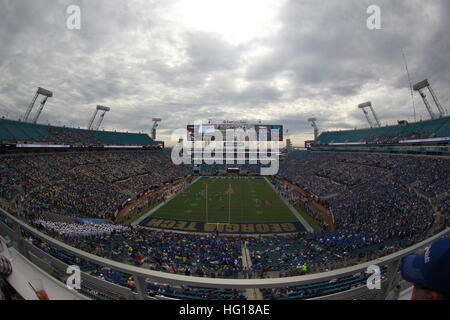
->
[0,0,449,146]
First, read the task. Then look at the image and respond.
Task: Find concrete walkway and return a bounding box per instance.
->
[241,242,263,300]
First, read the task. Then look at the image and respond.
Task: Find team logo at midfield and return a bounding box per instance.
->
[260,199,273,207]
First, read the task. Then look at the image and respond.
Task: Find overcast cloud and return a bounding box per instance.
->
[0,0,449,146]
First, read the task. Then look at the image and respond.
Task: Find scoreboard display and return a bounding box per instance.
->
[304,140,314,149]
[187,123,283,141]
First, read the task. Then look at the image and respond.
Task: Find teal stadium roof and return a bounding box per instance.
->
[315,116,450,145]
[0,118,155,146]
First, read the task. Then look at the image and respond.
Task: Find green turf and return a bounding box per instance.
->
[149,177,299,223]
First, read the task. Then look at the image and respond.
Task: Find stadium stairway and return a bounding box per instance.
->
[241,243,263,300]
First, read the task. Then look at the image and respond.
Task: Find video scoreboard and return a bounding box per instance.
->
[304,140,314,149]
[187,123,283,141]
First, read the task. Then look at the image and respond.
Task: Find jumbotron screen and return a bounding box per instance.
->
[187,123,283,141]
[304,140,314,149]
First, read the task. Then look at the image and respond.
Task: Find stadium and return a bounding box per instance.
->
[0,97,449,301]
[0,0,449,306]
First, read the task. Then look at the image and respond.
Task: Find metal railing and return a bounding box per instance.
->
[1,208,448,300]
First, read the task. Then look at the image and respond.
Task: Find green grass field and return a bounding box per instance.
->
[149,177,299,224]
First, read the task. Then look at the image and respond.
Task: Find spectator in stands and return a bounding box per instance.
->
[400,236,450,300]
[0,149,447,287]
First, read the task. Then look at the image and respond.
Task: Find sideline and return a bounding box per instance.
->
[132,176,202,226]
[263,177,314,233]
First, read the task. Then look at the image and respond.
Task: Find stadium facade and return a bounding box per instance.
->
[0,114,449,300]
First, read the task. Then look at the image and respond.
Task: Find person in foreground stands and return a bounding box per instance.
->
[400,236,450,300]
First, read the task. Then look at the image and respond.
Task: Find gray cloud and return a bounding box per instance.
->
[0,0,449,146]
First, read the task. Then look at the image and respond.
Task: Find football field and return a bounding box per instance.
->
[147,177,300,224]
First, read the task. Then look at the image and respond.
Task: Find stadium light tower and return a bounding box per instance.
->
[359,104,374,128]
[32,96,49,124]
[88,105,110,130]
[151,118,162,140]
[413,79,447,119]
[358,102,381,128]
[22,87,53,123]
[307,118,320,140]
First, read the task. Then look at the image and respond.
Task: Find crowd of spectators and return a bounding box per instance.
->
[72,152,189,195]
[0,149,448,298]
[26,218,414,285]
[0,151,189,221]
[271,180,330,230]
[277,152,448,250]
[23,173,129,220]
[30,223,245,278]
[33,219,130,238]
[324,180,434,241]
[279,152,449,199]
